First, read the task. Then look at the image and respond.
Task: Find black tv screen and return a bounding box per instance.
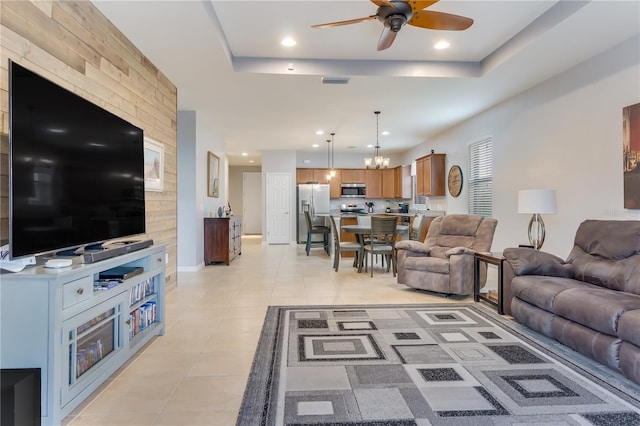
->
[9,61,145,259]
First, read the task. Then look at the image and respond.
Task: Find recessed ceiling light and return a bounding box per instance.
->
[366,144,374,148]
[312,144,319,148]
[281,37,296,47]
[316,130,324,135]
[241,152,248,156]
[249,160,255,163]
[381,131,389,136]
[434,40,450,50]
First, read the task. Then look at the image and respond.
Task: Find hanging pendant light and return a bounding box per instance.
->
[364,111,389,169]
[329,132,336,178]
[326,138,332,180]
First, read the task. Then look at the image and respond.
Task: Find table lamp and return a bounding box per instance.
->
[518,189,557,249]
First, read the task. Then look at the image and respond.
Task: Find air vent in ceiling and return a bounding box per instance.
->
[322,77,350,85]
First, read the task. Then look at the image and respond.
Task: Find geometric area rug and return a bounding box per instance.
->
[237,304,640,425]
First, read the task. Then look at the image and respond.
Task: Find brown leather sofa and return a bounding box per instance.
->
[396,214,498,295]
[503,220,640,384]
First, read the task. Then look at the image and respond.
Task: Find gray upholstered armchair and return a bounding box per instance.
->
[395,214,498,295]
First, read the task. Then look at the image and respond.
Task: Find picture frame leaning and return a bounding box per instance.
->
[143,137,164,192]
[208,151,220,198]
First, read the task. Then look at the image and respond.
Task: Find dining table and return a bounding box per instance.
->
[341,224,409,273]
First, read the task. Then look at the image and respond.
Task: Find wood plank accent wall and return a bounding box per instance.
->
[0,1,178,289]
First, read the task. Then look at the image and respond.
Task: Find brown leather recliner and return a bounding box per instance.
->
[395,214,498,295]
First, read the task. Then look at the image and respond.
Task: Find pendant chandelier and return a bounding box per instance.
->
[326,132,336,180]
[364,111,389,169]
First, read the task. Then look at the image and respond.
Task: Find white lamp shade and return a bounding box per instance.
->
[518,189,557,214]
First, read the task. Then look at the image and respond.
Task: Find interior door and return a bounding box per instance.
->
[242,172,262,234]
[266,172,291,244]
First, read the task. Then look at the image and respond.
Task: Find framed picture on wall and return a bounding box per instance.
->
[623,103,640,209]
[208,151,220,198]
[143,138,164,192]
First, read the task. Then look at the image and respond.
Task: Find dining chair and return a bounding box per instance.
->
[328,215,361,271]
[362,215,399,277]
[304,210,330,256]
[409,214,426,241]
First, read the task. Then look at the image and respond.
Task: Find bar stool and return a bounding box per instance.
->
[304,211,330,256]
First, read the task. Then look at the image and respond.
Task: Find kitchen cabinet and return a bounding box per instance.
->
[341,169,365,183]
[296,169,314,184]
[381,168,396,199]
[204,217,242,265]
[330,169,341,199]
[313,169,331,184]
[416,153,446,196]
[365,169,382,198]
[395,165,412,199]
[297,168,337,186]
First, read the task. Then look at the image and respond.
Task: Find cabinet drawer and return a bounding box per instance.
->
[150,251,165,271]
[63,276,94,309]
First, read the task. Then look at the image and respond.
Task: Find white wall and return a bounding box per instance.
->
[229,166,262,232]
[177,111,197,270]
[296,150,406,169]
[403,36,640,257]
[261,150,297,243]
[177,110,227,270]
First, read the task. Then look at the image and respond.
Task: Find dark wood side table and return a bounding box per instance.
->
[474,252,505,314]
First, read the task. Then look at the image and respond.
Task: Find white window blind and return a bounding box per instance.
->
[468,137,493,217]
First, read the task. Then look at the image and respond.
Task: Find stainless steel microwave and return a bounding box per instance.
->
[341,183,366,198]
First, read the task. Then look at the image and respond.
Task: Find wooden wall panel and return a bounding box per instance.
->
[0,0,178,289]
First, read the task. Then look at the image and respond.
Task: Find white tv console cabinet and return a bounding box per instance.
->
[0,245,166,425]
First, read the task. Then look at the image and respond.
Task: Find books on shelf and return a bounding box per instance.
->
[129,301,157,339]
[129,278,157,306]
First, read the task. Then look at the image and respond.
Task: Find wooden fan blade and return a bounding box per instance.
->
[409,10,473,30]
[371,0,396,8]
[377,27,398,51]
[407,1,439,12]
[312,15,377,28]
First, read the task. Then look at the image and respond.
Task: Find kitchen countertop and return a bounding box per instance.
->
[331,211,445,218]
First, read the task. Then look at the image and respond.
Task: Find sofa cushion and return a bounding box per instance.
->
[566,220,640,294]
[439,214,482,236]
[568,249,640,293]
[618,310,640,347]
[553,288,640,336]
[552,316,622,371]
[404,256,449,274]
[427,215,481,251]
[511,276,591,312]
[573,220,640,260]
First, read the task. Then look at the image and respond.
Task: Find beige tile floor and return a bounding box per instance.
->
[64,236,471,425]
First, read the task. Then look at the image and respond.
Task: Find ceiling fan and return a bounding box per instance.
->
[312,0,473,51]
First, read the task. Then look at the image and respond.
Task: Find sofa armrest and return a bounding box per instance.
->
[445,247,475,257]
[395,240,431,255]
[503,247,573,278]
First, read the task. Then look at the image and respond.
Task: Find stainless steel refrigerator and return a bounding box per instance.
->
[297,184,330,244]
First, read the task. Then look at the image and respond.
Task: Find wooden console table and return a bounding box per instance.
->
[204,217,242,265]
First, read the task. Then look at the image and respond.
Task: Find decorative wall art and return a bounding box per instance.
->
[623,103,640,209]
[143,138,164,192]
[208,151,220,198]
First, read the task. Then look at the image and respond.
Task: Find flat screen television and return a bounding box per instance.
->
[8,60,145,260]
